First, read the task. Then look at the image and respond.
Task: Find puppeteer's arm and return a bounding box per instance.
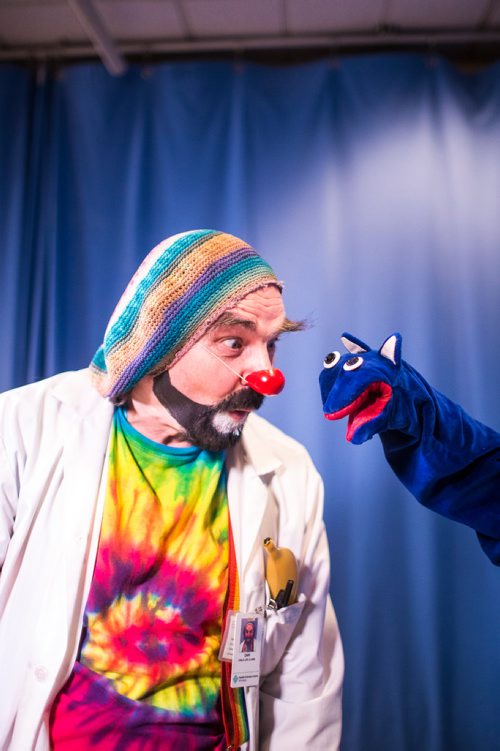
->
[319,332,500,564]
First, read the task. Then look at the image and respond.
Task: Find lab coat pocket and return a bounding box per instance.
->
[261,593,306,676]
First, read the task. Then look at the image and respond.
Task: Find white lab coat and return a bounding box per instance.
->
[0,370,343,751]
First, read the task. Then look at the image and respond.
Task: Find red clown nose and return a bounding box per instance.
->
[244,368,286,396]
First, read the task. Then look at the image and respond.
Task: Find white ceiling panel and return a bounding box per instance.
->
[184,0,284,38]
[386,0,491,29]
[485,0,500,26]
[98,1,186,41]
[287,0,388,34]
[0,4,82,46]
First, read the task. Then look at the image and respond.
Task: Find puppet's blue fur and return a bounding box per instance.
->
[319,333,500,563]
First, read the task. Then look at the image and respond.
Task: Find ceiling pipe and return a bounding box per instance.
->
[67,0,127,75]
[3,29,500,63]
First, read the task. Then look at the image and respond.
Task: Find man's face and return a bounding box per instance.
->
[244,622,255,640]
[153,285,286,451]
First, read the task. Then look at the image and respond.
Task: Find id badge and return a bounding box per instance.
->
[219,611,263,688]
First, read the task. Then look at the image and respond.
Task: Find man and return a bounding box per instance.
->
[0,230,343,750]
[320,331,500,563]
[240,620,256,653]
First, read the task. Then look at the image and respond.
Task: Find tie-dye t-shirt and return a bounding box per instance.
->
[50,407,229,749]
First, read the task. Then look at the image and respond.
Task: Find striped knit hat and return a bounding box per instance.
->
[90,229,281,400]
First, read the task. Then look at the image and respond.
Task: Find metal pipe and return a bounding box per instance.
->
[67,0,127,75]
[2,28,500,63]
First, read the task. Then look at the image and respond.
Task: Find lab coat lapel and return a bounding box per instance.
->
[226,415,282,586]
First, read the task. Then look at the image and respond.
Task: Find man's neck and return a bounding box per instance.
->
[125,376,193,447]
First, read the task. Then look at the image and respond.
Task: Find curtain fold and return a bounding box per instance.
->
[1,54,499,751]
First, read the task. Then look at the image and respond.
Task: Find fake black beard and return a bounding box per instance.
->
[152,371,265,452]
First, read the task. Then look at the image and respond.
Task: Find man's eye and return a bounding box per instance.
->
[221,338,242,351]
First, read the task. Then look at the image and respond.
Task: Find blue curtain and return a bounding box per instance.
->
[1,54,499,750]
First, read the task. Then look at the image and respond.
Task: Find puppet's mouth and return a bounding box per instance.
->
[324,381,392,441]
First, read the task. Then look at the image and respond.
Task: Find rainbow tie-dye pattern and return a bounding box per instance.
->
[50,408,231,749]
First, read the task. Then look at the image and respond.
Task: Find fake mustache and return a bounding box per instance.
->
[152,371,264,418]
[215,388,265,413]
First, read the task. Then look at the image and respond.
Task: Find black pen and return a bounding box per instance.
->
[273,589,284,609]
[273,579,294,610]
[281,579,294,608]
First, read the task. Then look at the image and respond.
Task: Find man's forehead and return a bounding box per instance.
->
[210,286,285,329]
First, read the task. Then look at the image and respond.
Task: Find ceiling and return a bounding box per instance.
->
[1,0,500,75]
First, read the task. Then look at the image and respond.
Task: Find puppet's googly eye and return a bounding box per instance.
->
[323,351,341,368]
[343,356,364,371]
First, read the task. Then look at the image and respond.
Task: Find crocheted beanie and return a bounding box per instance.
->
[89,229,281,399]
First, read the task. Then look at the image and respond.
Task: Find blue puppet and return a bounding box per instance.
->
[319,333,500,564]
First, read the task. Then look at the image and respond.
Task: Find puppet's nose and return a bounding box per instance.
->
[244,368,286,396]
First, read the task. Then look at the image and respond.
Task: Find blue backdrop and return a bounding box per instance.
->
[1,53,499,750]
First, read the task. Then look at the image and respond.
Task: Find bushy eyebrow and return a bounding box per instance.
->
[210,314,306,335]
[212,314,256,331]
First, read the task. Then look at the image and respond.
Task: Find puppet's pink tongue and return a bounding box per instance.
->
[324,381,392,441]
